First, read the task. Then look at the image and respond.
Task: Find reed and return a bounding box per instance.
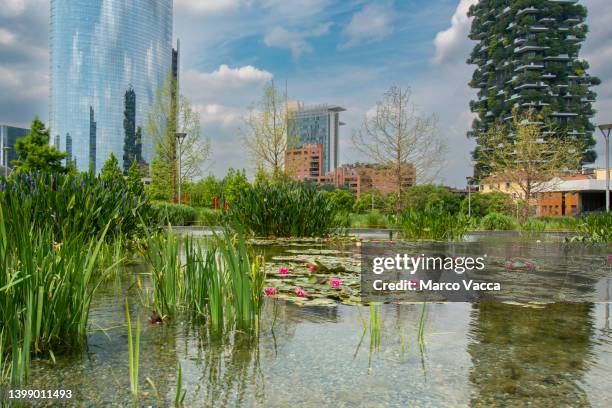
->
[400,206,468,241]
[226,181,338,237]
[125,299,141,398]
[146,229,266,334]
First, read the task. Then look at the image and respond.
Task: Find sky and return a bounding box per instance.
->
[1,0,611,187]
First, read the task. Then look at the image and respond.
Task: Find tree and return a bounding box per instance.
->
[12,118,67,173]
[190,175,222,208]
[402,184,461,214]
[100,153,122,183]
[478,109,583,220]
[126,160,144,197]
[353,189,385,213]
[327,189,355,214]
[460,192,513,218]
[352,86,446,213]
[146,75,210,202]
[242,81,294,177]
[221,168,250,205]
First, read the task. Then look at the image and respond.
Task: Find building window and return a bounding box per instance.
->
[570,205,577,215]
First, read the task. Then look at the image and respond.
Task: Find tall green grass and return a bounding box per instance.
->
[0,208,113,385]
[399,206,468,241]
[145,230,266,333]
[150,202,199,226]
[575,213,612,243]
[226,182,338,237]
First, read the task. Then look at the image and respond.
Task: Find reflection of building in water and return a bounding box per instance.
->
[467,303,594,407]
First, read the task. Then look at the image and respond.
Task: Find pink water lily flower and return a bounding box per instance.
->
[295,288,307,297]
[278,266,289,276]
[330,278,341,288]
[308,265,317,272]
[504,261,514,269]
[264,287,277,297]
[524,261,536,270]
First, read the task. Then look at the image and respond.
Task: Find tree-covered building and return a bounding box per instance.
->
[467,0,600,179]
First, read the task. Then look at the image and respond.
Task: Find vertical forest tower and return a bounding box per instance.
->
[467,0,600,179]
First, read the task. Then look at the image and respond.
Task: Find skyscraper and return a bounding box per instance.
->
[467,0,600,178]
[50,0,173,172]
[288,102,345,175]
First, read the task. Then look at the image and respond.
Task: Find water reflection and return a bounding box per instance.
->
[468,302,595,407]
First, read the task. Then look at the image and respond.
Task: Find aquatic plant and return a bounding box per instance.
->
[400,206,468,241]
[147,230,266,333]
[575,213,612,243]
[226,181,338,237]
[278,266,289,276]
[330,278,342,288]
[0,171,149,242]
[0,207,114,385]
[150,202,199,226]
[480,212,516,231]
[125,299,141,398]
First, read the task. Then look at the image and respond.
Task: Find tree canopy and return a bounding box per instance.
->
[12,118,67,173]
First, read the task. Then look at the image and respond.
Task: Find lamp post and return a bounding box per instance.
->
[466,175,476,218]
[598,124,611,212]
[175,132,186,205]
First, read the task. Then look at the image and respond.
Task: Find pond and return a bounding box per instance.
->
[26,233,612,407]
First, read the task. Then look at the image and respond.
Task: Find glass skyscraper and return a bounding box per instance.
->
[288,103,345,175]
[50,0,173,172]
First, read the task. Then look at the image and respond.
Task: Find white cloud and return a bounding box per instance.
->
[0,29,16,46]
[183,64,272,92]
[196,103,243,128]
[339,3,393,50]
[431,0,478,65]
[264,23,331,59]
[175,0,240,15]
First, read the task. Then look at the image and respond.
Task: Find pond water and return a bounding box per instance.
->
[27,234,612,407]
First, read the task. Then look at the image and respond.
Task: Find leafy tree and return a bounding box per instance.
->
[190,175,222,208]
[402,184,461,214]
[327,189,355,214]
[12,118,67,173]
[147,75,210,201]
[478,109,583,220]
[461,191,513,218]
[126,160,144,197]
[242,81,295,176]
[352,86,445,212]
[221,168,250,205]
[100,153,123,183]
[353,189,385,213]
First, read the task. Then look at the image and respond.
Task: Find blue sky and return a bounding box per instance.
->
[1,0,611,186]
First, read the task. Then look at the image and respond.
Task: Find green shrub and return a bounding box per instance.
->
[226,181,338,237]
[399,206,468,240]
[480,212,516,231]
[461,192,513,217]
[150,202,198,226]
[575,213,612,243]
[353,189,385,213]
[537,216,579,231]
[197,208,223,226]
[520,217,546,232]
[326,189,355,214]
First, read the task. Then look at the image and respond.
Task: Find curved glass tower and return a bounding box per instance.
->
[50,0,173,172]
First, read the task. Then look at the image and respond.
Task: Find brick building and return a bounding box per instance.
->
[284,144,323,181]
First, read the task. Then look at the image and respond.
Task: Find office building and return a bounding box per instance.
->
[467,0,600,179]
[50,0,173,172]
[285,144,323,181]
[288,102,345,175]
[0,124,29,169]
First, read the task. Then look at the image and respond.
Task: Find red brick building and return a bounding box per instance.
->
[284,144,323,182]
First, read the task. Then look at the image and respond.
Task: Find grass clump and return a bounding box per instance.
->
[226,181,338,237]
[480,212,516,231]
[399,206,467,241]
[150,202,198,226]
[145,229,266,333]
[574,213,612,243]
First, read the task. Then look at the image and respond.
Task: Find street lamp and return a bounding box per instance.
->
[175,132,187,205]
[466,176,473,218]
[598,124,611,212]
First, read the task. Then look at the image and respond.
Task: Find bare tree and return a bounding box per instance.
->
[147,75,210,201]
[242,81,294,178]
[478,109,583,220]
[352,86,445,212]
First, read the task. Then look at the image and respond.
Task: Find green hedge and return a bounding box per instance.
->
[480,212,516,231]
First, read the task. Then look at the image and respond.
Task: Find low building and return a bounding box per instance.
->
[536,171,610,216]
[320,163,416,197]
